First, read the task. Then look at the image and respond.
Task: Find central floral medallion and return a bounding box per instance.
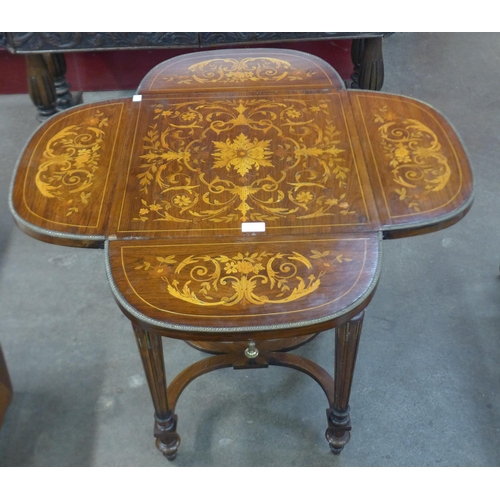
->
[129,97,362,228]
[212,133,273,176]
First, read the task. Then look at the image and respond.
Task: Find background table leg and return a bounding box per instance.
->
[25,54,58,121]
[326,311,364,454]
[350,37,385,90]
[43,53,82,111]
[133,325,180,460]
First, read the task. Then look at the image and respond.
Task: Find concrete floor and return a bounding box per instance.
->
[0,32,498,467]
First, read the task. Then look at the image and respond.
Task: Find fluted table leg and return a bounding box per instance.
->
[133,325,180,460]
[25,54,57,121]
[326,311,364,454]
[351,37,385,90]
[43,53,82,111]
[25,53,82,121]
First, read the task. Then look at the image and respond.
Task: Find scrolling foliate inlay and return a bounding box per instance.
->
[162,57,316,85]
[35,110,109,217]
[374,106,451,213]
[132,97,359,227]
[134,249,352,307]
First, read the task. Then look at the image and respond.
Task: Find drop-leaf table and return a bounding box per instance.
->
[10,49,473,459]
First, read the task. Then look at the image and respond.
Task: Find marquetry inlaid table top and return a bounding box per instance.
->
[10,48,473,338]
[9,48,474,459]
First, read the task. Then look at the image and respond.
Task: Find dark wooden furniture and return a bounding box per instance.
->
[0,32,391,120]
[9,48,473,460]
[0,345,13,428]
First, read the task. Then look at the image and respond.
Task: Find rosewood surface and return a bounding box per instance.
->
[9,48,473,460]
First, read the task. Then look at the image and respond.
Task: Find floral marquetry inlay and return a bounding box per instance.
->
[212,133,273,176]
[35,110,110,217]
[374,106,452,213]
[126,95,366,231]
[134,249,352,307]
[161,57,316,86]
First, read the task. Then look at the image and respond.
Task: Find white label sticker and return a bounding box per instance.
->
[241,222,266,233]
[132,94,142,102]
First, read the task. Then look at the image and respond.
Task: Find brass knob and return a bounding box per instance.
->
[244,340,259,359]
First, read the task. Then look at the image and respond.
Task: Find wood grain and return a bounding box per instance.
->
[110,92,378,239]
[10,48,473,334]
[137,48,345,94]
[12,98,131,246]
[11,49,473,255]
[350,91,473,237]
[106,233,380,337]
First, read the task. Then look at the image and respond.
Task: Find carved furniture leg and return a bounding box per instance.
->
[25,54,58,121]
[43,53,82,111]
[326,311,364,454]
[350,37,384,90]
[133,325,180,460]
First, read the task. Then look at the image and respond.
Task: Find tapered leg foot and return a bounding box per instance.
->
[134,325,181,460]
[325,407,351,454]
[154,412,181,461]
[325,311,364,455]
